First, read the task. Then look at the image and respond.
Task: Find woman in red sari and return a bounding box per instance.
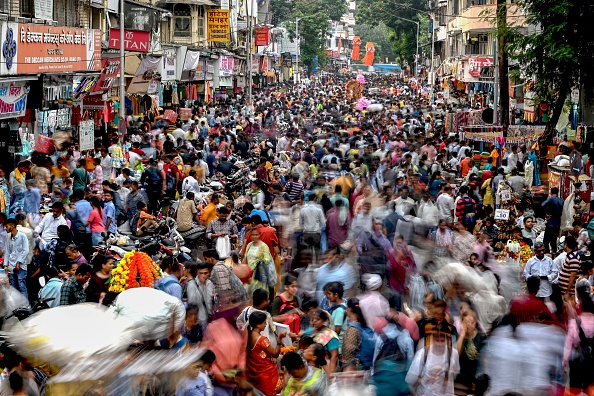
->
[247,311,287,396]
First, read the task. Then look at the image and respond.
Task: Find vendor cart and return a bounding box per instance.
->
[547,164,593,203]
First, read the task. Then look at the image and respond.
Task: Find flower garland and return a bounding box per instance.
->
[499,240,532,271]
[345,80,363,102]
[109,251,162,293]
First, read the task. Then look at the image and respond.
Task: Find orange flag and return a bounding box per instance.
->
[362,42,375,66]
[351,36,362,60]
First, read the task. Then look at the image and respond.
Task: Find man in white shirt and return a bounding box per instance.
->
[99,148,112,181]
[507,145,520,170]
[34,202,67,241]
[195,155,209,184]
[171,122,186,146]
[299,195,326,249]
[436,186,455,223]
[15,213,34,265]
[523,242,558,298]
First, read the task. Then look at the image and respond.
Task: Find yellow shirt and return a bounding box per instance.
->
[52,165,70,179]
[201,202,218,227]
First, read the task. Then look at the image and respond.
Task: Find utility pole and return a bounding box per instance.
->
[119,0,125,127]
[493,37,499,124]
[247,3,253,109]
[429,16,435,101]
[496,0,509,133]
[294,17,301,84]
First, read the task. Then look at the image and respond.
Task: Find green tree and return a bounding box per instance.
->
[508,0,594,139]
[278,0,348,73]
[356,0,427,71]
[354,23,397,63]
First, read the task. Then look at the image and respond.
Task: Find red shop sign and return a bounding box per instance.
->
[468,56,493,77]
[83,94,105,110]
[108,28,151,53]
[92,58,121,92]
[255,27,270,47]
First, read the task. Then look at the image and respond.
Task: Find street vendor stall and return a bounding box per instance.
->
[547,164,593,202]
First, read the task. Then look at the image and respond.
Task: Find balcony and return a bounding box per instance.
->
[448,3,525,34]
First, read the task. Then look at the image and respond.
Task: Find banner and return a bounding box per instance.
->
[79,120,95,151]
[255,27,269,46]
[351,36,362,61]
[93,58,121,92]
[13,23,102,74]
[0,81,28,120]
[207,9,230,42]
[468,57,493,77]
[108,28,151,52]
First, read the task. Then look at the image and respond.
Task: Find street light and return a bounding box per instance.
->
[393,16,419,77]
[294,17,302,84]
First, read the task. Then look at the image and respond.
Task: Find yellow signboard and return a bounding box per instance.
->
[207,9,230,42]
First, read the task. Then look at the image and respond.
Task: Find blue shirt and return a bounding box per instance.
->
[157,274,183,300]
[103,201,117,233]
[75,199,93,233]
[541,195,564,228]
[23,187,41,214]
[39,278,63,308]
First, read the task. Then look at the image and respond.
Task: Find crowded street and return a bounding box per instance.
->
[0,0,593,394]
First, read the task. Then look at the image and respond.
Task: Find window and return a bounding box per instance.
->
[21,0,33,17]
[197,6,205,39]
[174,4,191,38]
[91,7,102,30]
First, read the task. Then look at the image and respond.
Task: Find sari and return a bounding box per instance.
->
[275,294,301,333]
[244,242,275,297]
[307,327,339,352]
[247,336,283,396]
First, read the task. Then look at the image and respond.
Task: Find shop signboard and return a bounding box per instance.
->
[124,2,155,32]
[93,58,121,92]
[83,94,105,110]
[255,27,269,47]
[6,23,102,75]
[207,9,230,42]
[468,56,493,78]
[79,120,95,151]
[0,81,28,120]
[220,56,234,76]
[161,47,177,81]
[108,29,151,53]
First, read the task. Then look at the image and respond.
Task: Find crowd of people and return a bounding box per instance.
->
[0,72,593,396]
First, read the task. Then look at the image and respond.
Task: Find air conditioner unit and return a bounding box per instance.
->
[32,18,43,24]
[45,20,57,26]
[0,14,8,21]
[8,16,26,23]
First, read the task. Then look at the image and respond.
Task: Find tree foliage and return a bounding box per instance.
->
[356,0,427,70]
[270,0,347,73]
[508,0,594,135]
[354,23,397,63]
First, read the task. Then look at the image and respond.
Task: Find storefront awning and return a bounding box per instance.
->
[164,0,217,4]
[0,76,39,83]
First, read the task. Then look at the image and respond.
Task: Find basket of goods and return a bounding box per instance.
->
[109,251,162,293]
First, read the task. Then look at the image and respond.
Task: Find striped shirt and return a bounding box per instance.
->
[559,250,581,295]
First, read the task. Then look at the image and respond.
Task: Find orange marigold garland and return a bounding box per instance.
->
[345,80,363,102]
[109,251,162,293]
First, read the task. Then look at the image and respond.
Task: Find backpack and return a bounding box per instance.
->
[66,209,86,237]
[157,278,179,292]
[375,333,406,364]
[576,317,594,366]
[462,197,476,224]
[212,263,248,310]
[372,333,410,396]
[165,170,177,192]
[348,322,376,370]
[146,167,162,190]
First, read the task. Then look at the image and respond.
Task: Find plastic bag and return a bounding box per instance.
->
[35,135,54,154]
[216,235,231,259]
[110,287,185,341]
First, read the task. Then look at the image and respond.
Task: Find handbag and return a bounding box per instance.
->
[216,235,232,259]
